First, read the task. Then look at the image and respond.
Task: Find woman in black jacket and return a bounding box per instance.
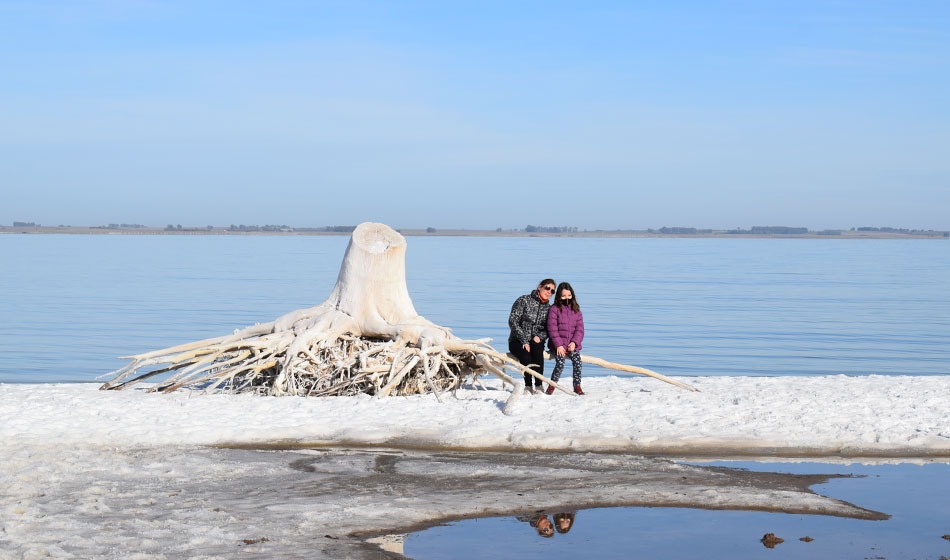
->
[508,278,555,394]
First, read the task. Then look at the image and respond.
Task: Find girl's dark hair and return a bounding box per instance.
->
[553,512,576,534]
[554,282,580,312]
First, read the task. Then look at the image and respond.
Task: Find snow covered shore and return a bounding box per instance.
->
[2,375,948,457]
[2,375,947,559]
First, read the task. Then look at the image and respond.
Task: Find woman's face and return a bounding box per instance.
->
[539,283,556,297]
[536,516,554,537]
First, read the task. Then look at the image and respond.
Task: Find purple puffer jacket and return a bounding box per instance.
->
[546,304,584,352]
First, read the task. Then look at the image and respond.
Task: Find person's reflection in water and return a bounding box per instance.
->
[553,512,576,534]
[518,511,577,538]
[517,512,554,538]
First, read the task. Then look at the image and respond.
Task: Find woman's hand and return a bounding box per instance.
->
[557,345,566,357]
[523,343,531,352]
[533,336,541,344]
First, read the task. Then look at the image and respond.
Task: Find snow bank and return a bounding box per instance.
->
[3,375,948,457]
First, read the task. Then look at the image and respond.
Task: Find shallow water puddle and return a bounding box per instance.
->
[404,461,950,560]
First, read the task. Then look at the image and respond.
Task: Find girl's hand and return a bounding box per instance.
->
[568,342,576,352]
[557,346,566,357]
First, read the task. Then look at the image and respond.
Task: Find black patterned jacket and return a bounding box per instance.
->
[508,290,551,345]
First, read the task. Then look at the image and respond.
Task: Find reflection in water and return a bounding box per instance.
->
[365,533,405,554]
[553,512,575,535]
[517,511,575,538]
[404,461,950,560]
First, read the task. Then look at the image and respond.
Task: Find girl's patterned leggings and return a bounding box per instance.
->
[550,350,583,386]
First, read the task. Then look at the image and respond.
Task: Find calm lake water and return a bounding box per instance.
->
[1,234,947,383]
[2,233,948,559]
[405,460,950,560]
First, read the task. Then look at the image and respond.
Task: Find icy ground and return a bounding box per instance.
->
[3,375,948,455]
[1,375,947,558]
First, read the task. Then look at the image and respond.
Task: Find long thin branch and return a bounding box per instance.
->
[573,353,699,392]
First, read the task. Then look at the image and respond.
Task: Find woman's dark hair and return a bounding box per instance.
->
[554,282,580,312]
[537,278,556,290]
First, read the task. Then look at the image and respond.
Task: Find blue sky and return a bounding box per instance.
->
[2,1,948,230]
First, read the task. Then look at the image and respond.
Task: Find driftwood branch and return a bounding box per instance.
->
[571,353,699,392]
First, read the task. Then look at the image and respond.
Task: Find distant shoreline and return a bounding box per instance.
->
[2,225,948,239]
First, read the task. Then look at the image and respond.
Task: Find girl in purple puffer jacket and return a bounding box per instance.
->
[545,282,585,395]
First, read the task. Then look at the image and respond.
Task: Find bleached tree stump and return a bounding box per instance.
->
[99,223,561,411]
[101,222,696,409]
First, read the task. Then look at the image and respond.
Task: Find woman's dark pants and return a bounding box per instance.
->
[508,337,545,388]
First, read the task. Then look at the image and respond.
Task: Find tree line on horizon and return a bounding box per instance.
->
[5,222,949,237]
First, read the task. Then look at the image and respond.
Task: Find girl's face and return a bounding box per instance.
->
[559,289,573,303]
